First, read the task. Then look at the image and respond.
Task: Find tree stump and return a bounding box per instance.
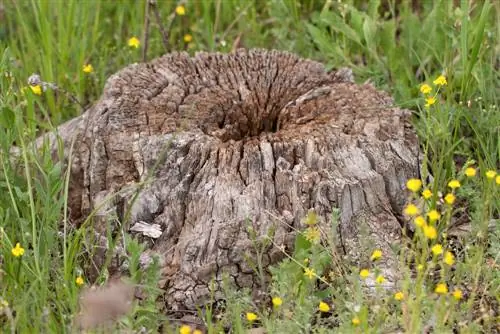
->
[55,49,419,311]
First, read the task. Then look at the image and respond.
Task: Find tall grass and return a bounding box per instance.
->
[0,0,498,332]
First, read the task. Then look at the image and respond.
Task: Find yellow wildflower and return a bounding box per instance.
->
[370,249,382,261]
[452,289,463,300]
[406,178,422,192]
[425,96,436,108]
[485,170,496,179]
[394,291,404,301]
[175,5,186,16]
[448,179,461,189]
[304,267,316,279]
[464,167,476,177]
[496,175,500,185]
[318,301,330,312]
[30,85,42,95]
[359,269,369,279]
[433,75,447,86]
[435,283,448,294]
[431,244,443,255]
[444,193,456,205]
[422,189,432,199]
[427,210,441,222]
[404,203,420,216]
[304,226,321,244]
[75,276,84,286]
[183,34,193,43]
[417,264,424,271]
[375,275,385,284]
[272,297,282,307]
[414,216,426,227]
[179,325,191,334]
[11,243,25,257]
[420,84,432,94]
[444,251,455,266]
[82,64,93,74]
[352,317,360,326]
[192,330,202,334]
[128,36,140,48]
[423,225,437,239]
[246,312,258,322]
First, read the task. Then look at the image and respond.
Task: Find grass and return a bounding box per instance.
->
[0,0,498,332]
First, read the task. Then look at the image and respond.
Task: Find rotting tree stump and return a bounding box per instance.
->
[49,49,420,311]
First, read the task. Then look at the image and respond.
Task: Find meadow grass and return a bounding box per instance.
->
[0,0,498,333]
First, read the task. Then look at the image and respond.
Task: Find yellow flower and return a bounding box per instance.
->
[75,276,84,286]
[82,64,93,73]
[452,289,463,300]
[11,243,25,257]
[394,291,404,301]
[183,34,193,43]
[370,249,382,261]
[444,193,456,205]
[423,225,437,239]
[128,36,140,48]
[496,175,500,185]
[433,75,447,86]
[246,312,258,322]
[375,275,385,284]
[192,330,202,334]
[352,317,360,326]
[427,210,441,222]
[414,216,426,227]
[448,179,461,189]
[435,283,448,294]
[304,267,316,279]
[175,5,186,15]
[422,189,432,199]
[318,301,330,312]
[304,226,321,244]
[404,203,420,216]
[464,167,476,177]
[420,84,432,94]
[406,178,422,192]
[425,96,436,108]
[179,325,191,334]
[431,244,443,255]
[359,269,369,279]
[444,251,455,266]
[30,85,42,95]
[272,297,282,307]
[304,211,318,225]
[485,170,496,179]
[417,264,425,271]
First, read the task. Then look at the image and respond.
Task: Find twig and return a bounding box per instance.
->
[142,0,151,62]
[149,0,170,52]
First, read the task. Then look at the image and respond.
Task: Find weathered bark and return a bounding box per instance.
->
[55,49,419,311]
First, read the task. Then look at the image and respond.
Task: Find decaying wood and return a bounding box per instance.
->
[50,49,420,311]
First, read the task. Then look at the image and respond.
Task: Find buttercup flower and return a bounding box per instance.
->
[370,249,382,261]
[30,85,42,95]
[404,203,420,216]
[359,269,369,279]
[464,167,476,177]
[304,268,316,279]
[304,226,321,243]
[485,170,496,179]
[11,243,25,257]
[425,97,436,108]
[453,289,463,300]
[448,179,461,189]
[423,225,437,239]
[394,291,404,301]
[318,301,330,312]
[433,75,447,86]
[422,189,432,199]
[272,297,282,307]
[431,244,443,255]
[444,193,456,205]
[75,276,84,286]
[435,283,448,294]
[375,275,385,284]
[444,251,455,265]
[183,34,193,43]
[128,36,140,48]
[420,84,432,94]
[352,317,360,326]
[406,178,422,192]
[496,175,500,185]
[179,325,191,334]
[82,64,93,73]
[414,216,426,227]
[175,5,186,15]
[427,210,441,222]
[246,312,258,321]
[193,330,202,334]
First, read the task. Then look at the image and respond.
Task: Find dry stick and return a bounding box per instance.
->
[142,0,151,62]
[150,0,170,52]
